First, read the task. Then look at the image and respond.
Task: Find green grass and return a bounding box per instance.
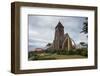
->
[28,52,87,61]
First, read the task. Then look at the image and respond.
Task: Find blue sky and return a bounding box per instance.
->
[28,15,88,51]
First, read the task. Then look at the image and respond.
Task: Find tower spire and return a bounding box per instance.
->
[55,21,64,29]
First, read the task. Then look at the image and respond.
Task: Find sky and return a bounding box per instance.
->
[28,15,88,51]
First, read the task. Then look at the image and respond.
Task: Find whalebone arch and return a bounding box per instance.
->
[62,33,76,51]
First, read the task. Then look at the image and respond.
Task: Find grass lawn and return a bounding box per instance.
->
[29,53,87,61]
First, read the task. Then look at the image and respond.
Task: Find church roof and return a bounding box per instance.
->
[64,33,70,39]
[55,21,64,28]
[64,33,69,37]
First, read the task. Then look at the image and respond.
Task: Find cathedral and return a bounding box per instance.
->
[48,21,76,51]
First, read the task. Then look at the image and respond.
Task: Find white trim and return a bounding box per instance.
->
[20,6,95,70]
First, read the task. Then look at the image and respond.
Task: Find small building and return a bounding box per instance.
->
[35,48,44,53]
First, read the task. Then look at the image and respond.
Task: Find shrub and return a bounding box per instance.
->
[75,48,88,57]
[75,49,82,55]
[68,50,76,55]
[56,49,67,55]
[80,48,88,57]
[44,48,88,57]
[28,51,38,59]
[45,49,57,54]
[28,51,34,58]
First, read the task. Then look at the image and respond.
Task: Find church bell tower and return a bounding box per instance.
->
[53,21,64,49]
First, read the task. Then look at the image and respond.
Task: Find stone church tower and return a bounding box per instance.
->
[53,21,64,50]
[51,21,76,51]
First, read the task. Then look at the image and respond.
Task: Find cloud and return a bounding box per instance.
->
[28,15,87,51]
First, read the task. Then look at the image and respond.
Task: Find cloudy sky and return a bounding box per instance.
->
[28,15,88,51]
